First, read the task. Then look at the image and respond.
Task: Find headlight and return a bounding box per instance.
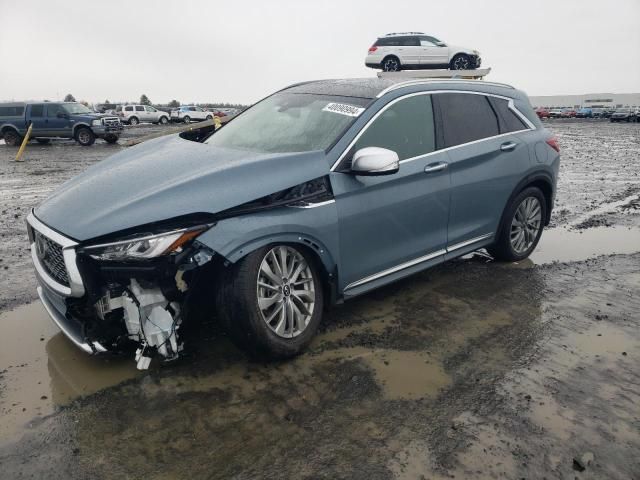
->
[92,119,103,126]
[82,228,206,261]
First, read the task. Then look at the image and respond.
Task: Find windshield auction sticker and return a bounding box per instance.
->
[322,103,365,117]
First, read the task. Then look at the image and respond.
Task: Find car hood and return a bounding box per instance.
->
[35,135,330,241]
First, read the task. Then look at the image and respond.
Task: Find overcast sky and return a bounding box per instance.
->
[1,0,639,105]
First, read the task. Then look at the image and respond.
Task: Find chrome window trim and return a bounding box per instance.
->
[289,199,336,209]
[330,90,535,172]
[343,233,493,292]
[375,80,515,98]
[27,211,85,297]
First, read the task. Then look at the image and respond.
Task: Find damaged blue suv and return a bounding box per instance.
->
[27,78,560,368]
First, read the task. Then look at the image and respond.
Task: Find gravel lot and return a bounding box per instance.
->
[0,119,639,479]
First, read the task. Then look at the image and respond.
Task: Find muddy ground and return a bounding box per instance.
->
[0,119,638,479]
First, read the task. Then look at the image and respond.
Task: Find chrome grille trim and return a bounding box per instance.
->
[26,211,85,297]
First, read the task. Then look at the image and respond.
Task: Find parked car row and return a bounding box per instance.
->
[535,107,640,122]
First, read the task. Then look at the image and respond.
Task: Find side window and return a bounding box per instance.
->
[125,106,133,112]
[353,95,435,161]
[436,93,500,147]
[145,106,156,112]
[135,106,145,112]
[30,104,45,117]
[190,107,197,112]
[487,97,528,133]
[400,36,420,46]
[46,104,65,117]
[419,38,437,47]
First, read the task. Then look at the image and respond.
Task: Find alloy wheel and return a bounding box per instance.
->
[256,246,316,339]
[78,130,91,144]
[453,56,470,70]
[510,197,542,254]
[383,58,399,72]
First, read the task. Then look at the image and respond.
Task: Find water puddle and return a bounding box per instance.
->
[0,302,139,444]
[530,226,640,264]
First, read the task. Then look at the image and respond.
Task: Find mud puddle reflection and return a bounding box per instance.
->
[530,226,640,264]
[0,302,139,444]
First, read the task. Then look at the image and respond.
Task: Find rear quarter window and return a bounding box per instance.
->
[0,106,25,117]
[487,97,528,133]
[435,93,500,148]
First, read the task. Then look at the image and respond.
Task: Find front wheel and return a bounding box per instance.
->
[487,187,546,262]
[206,115,213,121]
[104,134,119,144]
[450,54,471,70]
[183,116,191,124]
[159,116,169,125]
[216,245,324,359]
[75,127,95,146]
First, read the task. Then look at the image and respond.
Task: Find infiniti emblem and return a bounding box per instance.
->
[35,235,48,259]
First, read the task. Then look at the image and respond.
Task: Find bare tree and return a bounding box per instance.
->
[64,93,76,102]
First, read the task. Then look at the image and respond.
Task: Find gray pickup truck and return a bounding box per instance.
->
[0,101,123,146]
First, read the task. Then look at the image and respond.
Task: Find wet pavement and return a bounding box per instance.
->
[0,120,639,479]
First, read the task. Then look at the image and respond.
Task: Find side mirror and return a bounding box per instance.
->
[351,147,399,176]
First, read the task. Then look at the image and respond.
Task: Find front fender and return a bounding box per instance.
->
[196,203,340,276]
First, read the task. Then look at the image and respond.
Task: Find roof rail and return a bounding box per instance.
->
[376,78,515,98]
[384,31,425,37]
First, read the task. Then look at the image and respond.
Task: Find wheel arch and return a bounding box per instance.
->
[204,231,340,306]
[497,172,555,235]
[72,122,92,135]
[381,54,402,66]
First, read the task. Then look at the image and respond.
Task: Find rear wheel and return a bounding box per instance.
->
[36,138,51,145]
[75,127,95,146]
[3,129,22,146]
[104,134,119,144]
[450,54,471,70]
[128,116,139,125]
[381,56,401,72]
[183,115,191,124]
[206,115,213,121]
[487,187,546,262]
[216,245,324,359]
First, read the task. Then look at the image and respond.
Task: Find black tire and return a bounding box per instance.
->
[104,134,119,144]
[206,115,213,121]
[487,187,546,262]
[450,53,471,70]
[381,56,401,72]
[3,129,22,146]
[216,244,325,359]
[183,115,191,124]
[36,138,51,145]
[75,127,95,146]
[159,116,169,125]
[128,116,139,126]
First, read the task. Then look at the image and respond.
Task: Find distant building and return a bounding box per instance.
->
[529,93,640,109]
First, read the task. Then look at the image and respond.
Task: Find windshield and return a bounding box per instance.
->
[205,93,370,154]
[63,103,93,115]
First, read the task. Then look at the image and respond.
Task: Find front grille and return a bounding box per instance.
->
[103,117,121,127]
[34,230,70,286]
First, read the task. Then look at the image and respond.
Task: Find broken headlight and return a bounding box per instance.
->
[82,228,205,261]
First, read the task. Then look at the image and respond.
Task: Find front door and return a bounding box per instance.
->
[45,104,73,137]
[27,104,48,134]
[331,93,450,295]
[418,37,449,66]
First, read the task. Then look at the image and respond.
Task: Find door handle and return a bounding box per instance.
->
[500,141,518,152]
[424,162,448,174]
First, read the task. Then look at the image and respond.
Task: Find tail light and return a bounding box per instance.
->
[546,137,560,152]
[368,46,378,53]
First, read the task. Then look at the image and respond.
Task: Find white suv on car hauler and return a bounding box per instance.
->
[366,32,481,72]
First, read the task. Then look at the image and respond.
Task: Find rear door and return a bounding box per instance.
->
[433,92,532,252]
[397,36,421,66]
[331,93,450,295]
[27,104,48,134]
